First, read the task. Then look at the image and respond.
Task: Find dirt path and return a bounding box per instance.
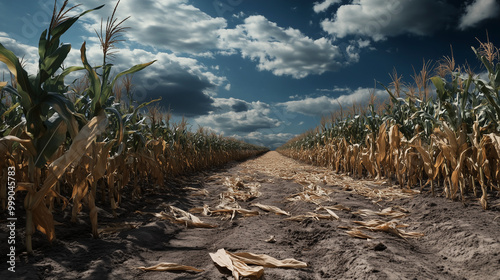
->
[2,151,500,279]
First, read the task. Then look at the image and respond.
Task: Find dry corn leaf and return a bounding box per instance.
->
[354,220,424,239]
[211,208,260,219]
[286,212,334,221]
[210,249,264,280]
[316,207,340,220]
[353,219,387,227]
[156,206,217,228]
[265,235,276,243]
[223,177,262,201]
[371,222,424,238]
[138,262,204,272]
[286,183,332,204]
[231,251,307,268]
[209,249,307,280]
[346,229,374,239]
[189,204,212,216]
[330,204,351,211]
[251,203,290,216]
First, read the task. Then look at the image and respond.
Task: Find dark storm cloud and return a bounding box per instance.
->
[321,0,457,41]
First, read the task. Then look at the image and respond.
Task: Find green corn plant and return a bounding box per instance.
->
[0,2,103,169]
[472,38,500,131]
[74,0,157,237]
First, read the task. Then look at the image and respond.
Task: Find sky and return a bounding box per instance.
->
[1,0,500,149]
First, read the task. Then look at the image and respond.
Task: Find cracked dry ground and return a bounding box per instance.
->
[2,151,500,280]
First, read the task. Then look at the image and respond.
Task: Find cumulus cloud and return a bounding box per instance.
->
[79,0,226,54]
[0,33,39,75]
[459,0,500,30]
[75,1,354,79]
[313,0,341,13]
[218,15,348,78]
[279,87,387,116]
[232,131,295,150]
[59,42,227,117]
[317,86,351,93]
[195,98,281,133]
[321,0,455,41]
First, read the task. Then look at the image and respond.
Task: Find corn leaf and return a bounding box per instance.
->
[138,262,203,272]
[251,203,290,216]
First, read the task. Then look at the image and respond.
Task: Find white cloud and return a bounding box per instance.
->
[218,15,348,79]
[279,87,386,116]
[317,86,351,93]
[232,131,295,150]
[313,0,341,13]
[0,34,39,76]
[196,98,281,133]
[233,11,246,19]
[321,0,455,41]
[76,2,356,79]
[79,0,226,54]
[459,0,500,30]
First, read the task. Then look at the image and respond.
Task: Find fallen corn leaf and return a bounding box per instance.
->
[231,251,307,268]
[209,249,307,280]
[251,203,290,216]
[210,249,263,280]
[155,206,217,228]
[346,229,374,239]
[353,207,407,219]
[264,235,276,243]
[286,212,334,221]
[211,208,260,219]
[138,262,203,272]
[189,204,211,216]
[316,207,340,220]
[354,220,424,239]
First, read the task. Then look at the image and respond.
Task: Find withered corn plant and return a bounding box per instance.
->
[0,0,268,253]
[278,40,500,210]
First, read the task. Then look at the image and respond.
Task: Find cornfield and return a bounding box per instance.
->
[278,40,500,211]
[0,1,267,253]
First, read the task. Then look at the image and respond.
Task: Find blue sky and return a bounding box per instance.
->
[1,0,500,148]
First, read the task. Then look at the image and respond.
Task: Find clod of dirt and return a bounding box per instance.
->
[372,242,387,251]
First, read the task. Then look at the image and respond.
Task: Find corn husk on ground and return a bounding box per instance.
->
[278,40,500,210]
[0,1,267,253]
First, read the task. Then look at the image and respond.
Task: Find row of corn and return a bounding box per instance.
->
[278,40,500,211]
[0,1,268,253]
